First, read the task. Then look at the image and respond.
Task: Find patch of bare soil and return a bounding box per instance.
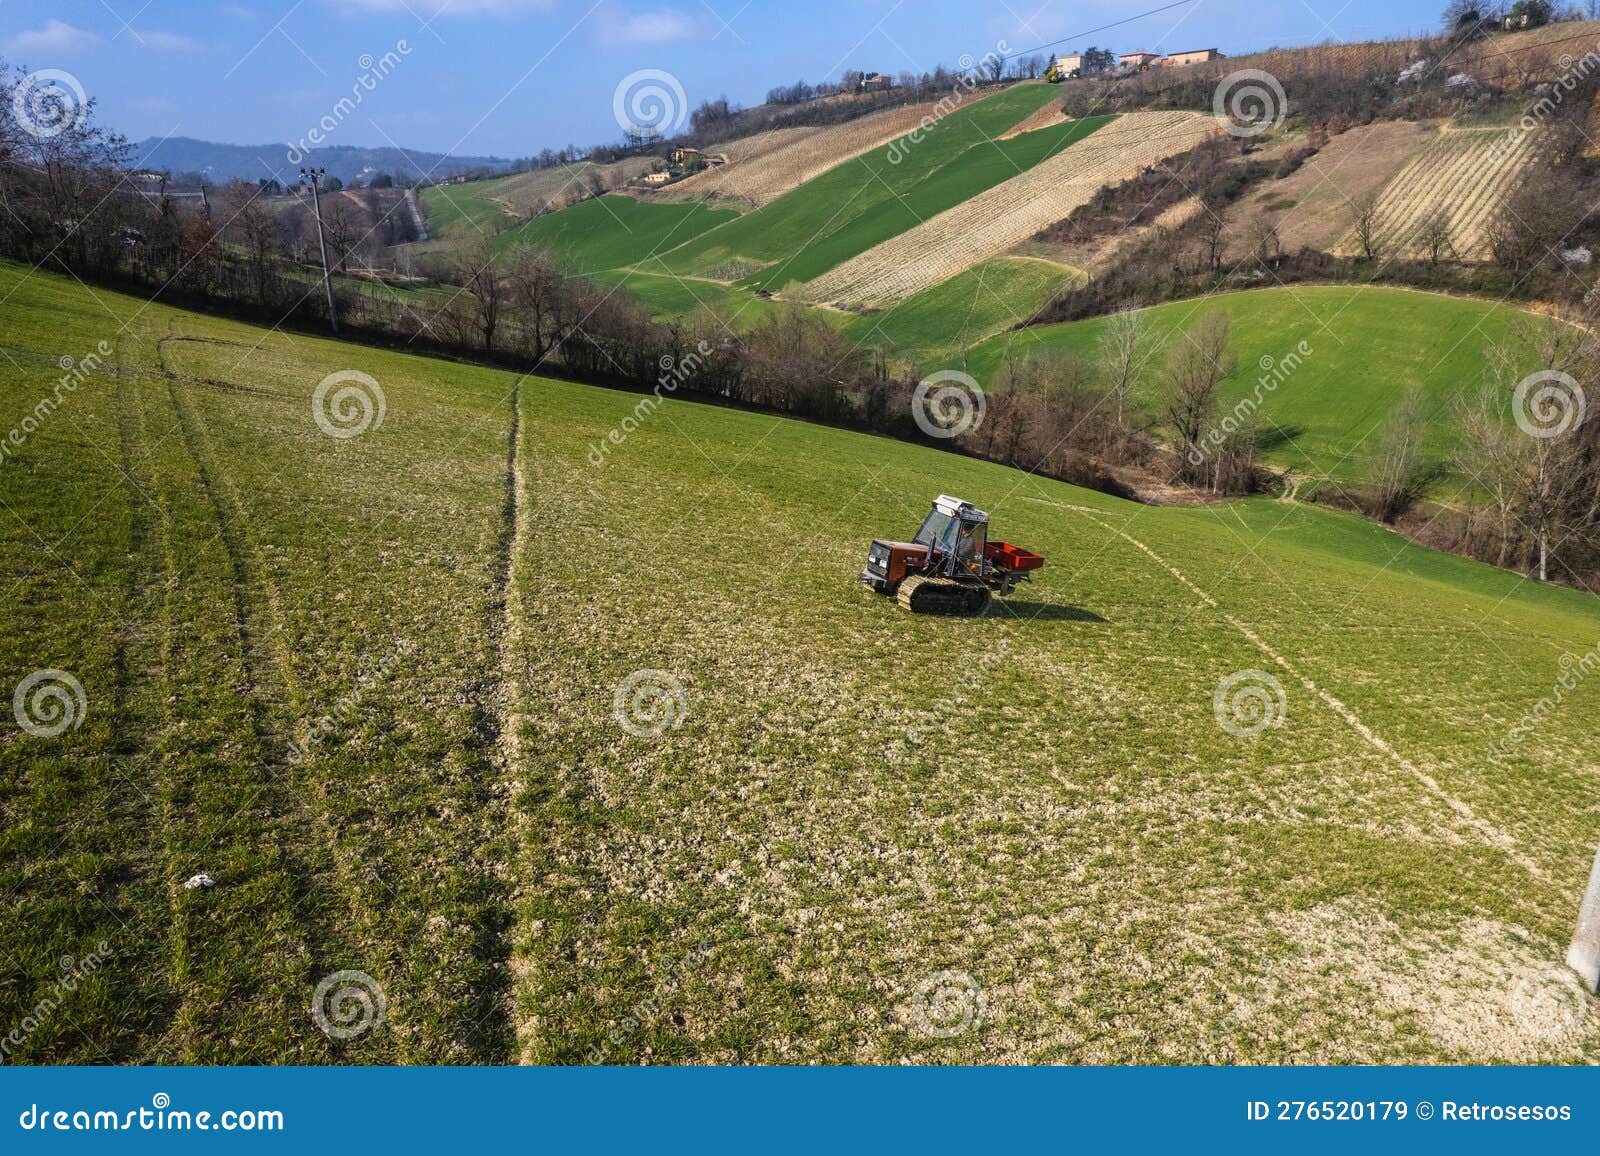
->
[1226,120,1437,255]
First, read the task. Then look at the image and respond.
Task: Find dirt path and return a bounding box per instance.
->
[1025,494,1542,877]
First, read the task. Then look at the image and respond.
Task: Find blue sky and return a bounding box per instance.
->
[3,0,1447,157]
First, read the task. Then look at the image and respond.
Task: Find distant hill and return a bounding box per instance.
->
[129,136,513,186]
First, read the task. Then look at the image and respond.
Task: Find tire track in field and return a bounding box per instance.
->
[158,327,517,1061]
[60,336,189,1061]
[1025,496,1541,876]
[490,379,536,1061]
[154,324,359,1060]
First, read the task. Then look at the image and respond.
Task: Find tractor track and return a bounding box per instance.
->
[100,333,192,1061]
[155,324,366,1059]
[489,378,537,1062]
[1025,496,1541,877]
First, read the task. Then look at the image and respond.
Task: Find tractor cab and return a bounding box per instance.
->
[913,495,988,576]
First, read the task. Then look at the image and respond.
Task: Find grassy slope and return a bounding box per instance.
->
[0,263,515,1062]
[417,176,519,239]
[590,268,838,333]
[490,195,740,275]
[964,284,1525,487]
[652,85,1088,290]
[844,256,1081,370]
[4,264,1599,1064]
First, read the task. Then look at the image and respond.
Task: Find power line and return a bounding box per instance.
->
[1001,0,1202,62]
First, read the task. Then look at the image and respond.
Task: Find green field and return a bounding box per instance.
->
[964,284,1527,487]
[589,268,811,331]
[652,86,1098,290]
[844,255,1081,370]
[416,160,653,243]
[491,195,740,275]
[4,262,1599,1064]
[417,176,522,239]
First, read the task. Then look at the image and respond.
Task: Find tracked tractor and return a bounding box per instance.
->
[860,495,1044,616]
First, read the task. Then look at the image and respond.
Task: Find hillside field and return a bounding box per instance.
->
[3,264,1599,1064]
[964,284,1529,489]
[490,195,741,275]
[843,255,1080,367]
[651,85,1095,289]
[806,111,1212,305]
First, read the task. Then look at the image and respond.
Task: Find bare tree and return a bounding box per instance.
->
[1242,216,1281,267]
[1460,318,1600,579]
[457,240,506,353]
[1096,305,1157,429]
[318,194,351,272]
[1416,206,1455,264]
[1349,190,1383,261]
[1197,211,1228,273]
[221,180,280,305]
[1164,313,1235,486]
[1455,379,1522,566]
[1372,387,1429,521]
[505,246,582,366]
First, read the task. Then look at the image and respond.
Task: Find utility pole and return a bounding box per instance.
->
[301,166,339,335]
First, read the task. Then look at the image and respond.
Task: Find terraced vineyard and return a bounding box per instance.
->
[1348,126,1538,260]
[842,255,1080,369]
[805,111,1214,304]
[6,263,1600,1065]
[656,100,950,209]
[651,83,1071,291]
[997,101,1069,140]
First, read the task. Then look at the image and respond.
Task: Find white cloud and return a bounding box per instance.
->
[6,19,101,55]
[138,31,203,51]
[323,0,552,13]
[615,10,696,44]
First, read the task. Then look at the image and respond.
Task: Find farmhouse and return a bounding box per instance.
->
[641,170,672,186]
[1164,48,1222,66]
[1057,52,1084,75]
[1119,51,1163,70]
[858,72,892,92]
